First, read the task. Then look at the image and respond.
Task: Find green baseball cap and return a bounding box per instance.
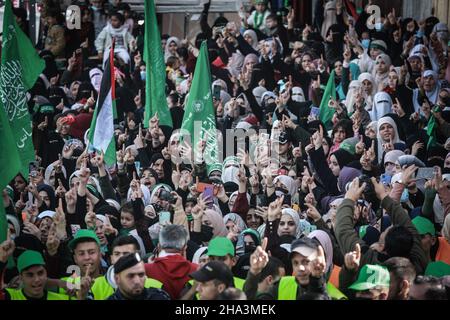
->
[68,229,100,251]
[425,261,450,278]
[412,216,436,236]
[17,250,45,273]
[208,237,235,257]
[349,265,390,291]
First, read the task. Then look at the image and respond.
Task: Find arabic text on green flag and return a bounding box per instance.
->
[0,0,45,178]
[181,41,219,171]
[143,0,172,128]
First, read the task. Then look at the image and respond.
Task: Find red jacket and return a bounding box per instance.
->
[145,254,198,299]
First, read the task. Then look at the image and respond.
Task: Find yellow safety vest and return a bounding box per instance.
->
[277,276,347,300]
[59,275,81,300]
[5,288,69,300]
[233,277,245,290]
[91,276,163,300]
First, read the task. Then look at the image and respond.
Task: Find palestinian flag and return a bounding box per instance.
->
[88,43,117,165]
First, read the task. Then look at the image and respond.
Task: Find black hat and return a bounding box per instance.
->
[114,253,143,274]
[190,261,234,287]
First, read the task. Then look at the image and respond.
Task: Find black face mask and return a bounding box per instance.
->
[275,187,288,194]
[239,106,247,116]
[201,225,214,242]
[244,244,256,254]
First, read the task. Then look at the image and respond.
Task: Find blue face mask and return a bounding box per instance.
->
[400,189,409,203]
[375,23,384,32]
[361,39,371,49]
[140,71,146,81]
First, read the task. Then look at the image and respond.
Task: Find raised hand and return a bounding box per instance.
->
[309,245,326,278]
[370,177,388,201]
[226,224,240,242]
[0,239,15,263]
[305,203,321,222]
[345,177,366,202]
[249,237,269,275]
[38,116,49,131]
[54,198,67,241]
[268,196,284,221]
[255,206,268,222]
[46,222,60,256]
[344,243,361,271]
[77,264,93,300]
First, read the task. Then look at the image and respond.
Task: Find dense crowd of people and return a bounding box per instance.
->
[1,0,450,300]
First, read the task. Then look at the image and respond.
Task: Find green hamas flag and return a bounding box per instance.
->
[319,70,336,131]
[181,41,219,171]
[143,0,172,128]
[427,107,438,149]
[0,0,45,178]
[0,89,21,242]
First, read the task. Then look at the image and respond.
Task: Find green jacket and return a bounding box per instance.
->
[335,196,429,275]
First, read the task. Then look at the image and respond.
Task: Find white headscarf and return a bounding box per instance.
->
[376,117,403,164]
[164,36,181,62]
[413,70,441,113]
[321,1,337,40]
[291,87,306,103]
[273,175,297,196]
[282,208,302,238]
[243,29,258,51]
[192,247,208,264]
[358,73,376,109]
[370,92,393,121]
[44,162,67,187]
[345,80,362,114]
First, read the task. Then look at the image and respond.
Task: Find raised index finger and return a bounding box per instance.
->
[261,237,268,252]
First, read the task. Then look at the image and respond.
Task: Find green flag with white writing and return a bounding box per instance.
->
[319,70,336,131]
[143,0,172,128]
[181,41,219,172]
[0,0,45,178]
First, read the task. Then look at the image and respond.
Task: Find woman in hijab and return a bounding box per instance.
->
[278,208,303,239]
[321,1,337,40]
[345,80,362,114]
[413,70,441,114]
[370,92,393,121]
[358,73,377,110]
[192,247,209,267]
[227,51,245,78]
[308,230,334,279]
[273,175,297,197]
[164,36,181,63]
[242,29,259,52]
[376,116,404,164]
[223,213,247,234]
[203,209,229,238]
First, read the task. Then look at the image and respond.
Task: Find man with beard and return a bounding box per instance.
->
[107,253,170,300]
[383,257,416,300]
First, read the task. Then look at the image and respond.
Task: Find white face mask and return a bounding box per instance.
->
[291,88,305,103]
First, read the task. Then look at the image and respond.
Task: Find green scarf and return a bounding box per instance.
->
[254,11,264,29]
